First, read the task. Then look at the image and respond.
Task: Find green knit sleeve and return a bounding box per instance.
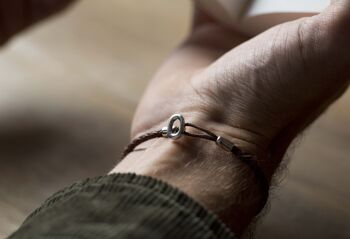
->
[8,173,236,239]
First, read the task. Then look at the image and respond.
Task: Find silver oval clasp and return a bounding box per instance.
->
[162,114,185,140]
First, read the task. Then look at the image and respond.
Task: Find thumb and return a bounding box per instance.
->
[311,0,350,54]
[295,0,350,87]
[323,0,350,34]
[329,0,350,18]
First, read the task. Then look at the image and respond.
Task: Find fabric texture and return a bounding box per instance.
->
[9,173,236,239]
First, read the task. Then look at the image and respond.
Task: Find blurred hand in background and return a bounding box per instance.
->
[0,0,75,44]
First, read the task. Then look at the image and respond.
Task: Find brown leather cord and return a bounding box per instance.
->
[184,122,218,139]
[121,129,162,159]
[184,123,255,160]
[121,116,269,215]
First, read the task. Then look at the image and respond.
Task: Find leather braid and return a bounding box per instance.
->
[121,130,163,159]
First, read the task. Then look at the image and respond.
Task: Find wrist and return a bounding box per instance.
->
[111,138,261,235]
[112,114,273,235]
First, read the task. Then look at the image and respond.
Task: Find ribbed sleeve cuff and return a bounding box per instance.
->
[13,173,235,239]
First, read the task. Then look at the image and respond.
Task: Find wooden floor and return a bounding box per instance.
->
[0,1,349,238]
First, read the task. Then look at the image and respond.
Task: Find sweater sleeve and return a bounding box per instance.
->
[8,173,236,239]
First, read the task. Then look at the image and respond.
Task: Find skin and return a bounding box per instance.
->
[1,0,349,237]
[112,0,350,236]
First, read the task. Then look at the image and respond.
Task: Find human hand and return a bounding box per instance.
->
[113,1,350,234]
[0,0,75,44]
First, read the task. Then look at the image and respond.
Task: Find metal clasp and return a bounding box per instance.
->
[216,136,234,152]
[161,114,185,140]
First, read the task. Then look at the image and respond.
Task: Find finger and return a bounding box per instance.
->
[131,26,247,136]
[25,0,76,21]
[330,0,350,22]
[149,4,248,84]
[131,3,248,137]
[207,0,350,93]
[300,0,350,85]
[192,2,217,28]
[311,0,350,49]
[0,0,76,44]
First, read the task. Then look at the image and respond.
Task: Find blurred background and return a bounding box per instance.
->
[0,1,349,238]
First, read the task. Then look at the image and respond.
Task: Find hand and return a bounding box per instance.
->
[113,1,350,235]
[0,0,75,44]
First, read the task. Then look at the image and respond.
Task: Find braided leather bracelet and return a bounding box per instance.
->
[121,114,269,212]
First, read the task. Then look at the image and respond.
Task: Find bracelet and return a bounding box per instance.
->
[121,114,269,213]
[122,114,255,160]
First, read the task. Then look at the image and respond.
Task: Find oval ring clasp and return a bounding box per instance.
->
[164,114,185,140]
